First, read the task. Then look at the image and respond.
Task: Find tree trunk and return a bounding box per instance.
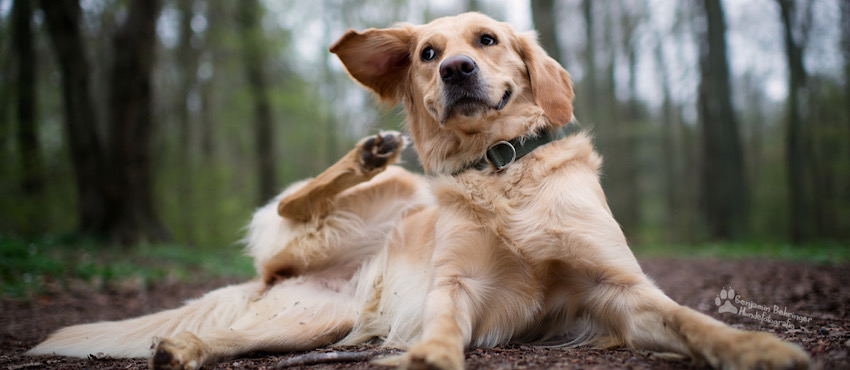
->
[655,35,679,243]
[39,0,110,235]
[597,6,640,240]
[674,2,701,243]
[199,0,224,158]
[176,0,199,244]
[619,3,642,239]
[106,0,167,244]
[697,0,748,241]
[238,0,278,203]
[842,0,850,135]
[12,0,44,196]
[777,0,810,243]
[177,0,198,153]
[530,0,563,65]
[841,0,850,240]
[581,0,598,114]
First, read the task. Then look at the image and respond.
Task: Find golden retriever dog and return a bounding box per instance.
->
[29,13,809,370]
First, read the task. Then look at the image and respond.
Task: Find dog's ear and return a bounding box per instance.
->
[516,31,574,127]
[330,27,413,104]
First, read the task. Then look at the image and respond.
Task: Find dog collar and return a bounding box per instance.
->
[453,127,566,175]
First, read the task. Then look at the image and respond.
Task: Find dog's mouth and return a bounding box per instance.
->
[494,90,512,110]
[440,89,512,124]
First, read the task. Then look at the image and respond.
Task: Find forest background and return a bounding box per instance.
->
[1,0,848,262]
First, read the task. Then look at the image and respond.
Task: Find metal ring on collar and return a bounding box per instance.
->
[487,140,516,172]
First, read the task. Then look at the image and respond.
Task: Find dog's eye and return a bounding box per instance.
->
[421,46,436,61]
[480,34,497,46]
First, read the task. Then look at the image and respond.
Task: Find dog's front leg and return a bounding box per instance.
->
[617,285,810,369]
[400,213,494,370]
[402,277,471,370]
[664,301,811,369]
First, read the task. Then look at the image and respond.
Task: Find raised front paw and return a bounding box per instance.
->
[400,339,465,370]
[358,131,406,171]
[710,331,810,370]
[149,332,205,370]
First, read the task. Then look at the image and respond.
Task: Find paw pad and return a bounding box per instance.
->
[360,131,405,171]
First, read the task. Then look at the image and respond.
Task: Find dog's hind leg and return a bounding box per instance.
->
[276,131,406,222]
[28,281,264,359]
[151,313,354,370]
[247,131,432,285]
[150,282,357,370]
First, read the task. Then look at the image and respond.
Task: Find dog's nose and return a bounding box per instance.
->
[440,55,477,84]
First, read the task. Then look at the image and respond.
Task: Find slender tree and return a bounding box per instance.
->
[320,0,340,173]
[654,33,682,242]
[595,5,640,239]
[581,0,598,114]
[39,0,110,235]
[777,0,812,243]
[177,0,199,154]
[238,0,278,203]
[697,0,748,240]
[677,3,702,244]
[0,20,9,153]
[12,0,43,196]
[200,0,224,158]
[843,0,850,133]
[841,0,850,241]
[176,0,200,244]
[617,3,644,239]
[620,1,645,118]
[106,0,167,244]
[530,0,563,65]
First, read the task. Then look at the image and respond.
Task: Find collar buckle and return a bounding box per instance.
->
[486,140,517,172]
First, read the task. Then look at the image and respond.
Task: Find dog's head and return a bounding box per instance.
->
[331,12,574,173]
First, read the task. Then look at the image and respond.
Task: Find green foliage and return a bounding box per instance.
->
[3,232,845,301]
[0,234,255,299]
[633,242,850,264]
[1,1,848,250]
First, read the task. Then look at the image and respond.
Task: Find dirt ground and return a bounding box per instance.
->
[2,258,848,369]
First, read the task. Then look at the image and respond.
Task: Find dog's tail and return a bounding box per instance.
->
[27,281,261,358]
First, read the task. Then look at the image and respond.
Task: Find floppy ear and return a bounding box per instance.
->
[330,27,413,104]
[516,31,575,127]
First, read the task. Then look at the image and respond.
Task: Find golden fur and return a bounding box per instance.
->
[29,13,809,370]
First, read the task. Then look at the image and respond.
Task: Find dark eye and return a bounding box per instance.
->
[421,46,436,61]
[480,34,497,46]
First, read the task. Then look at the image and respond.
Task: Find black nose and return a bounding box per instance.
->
[440,55,477,84]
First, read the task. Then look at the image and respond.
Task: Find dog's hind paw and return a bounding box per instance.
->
[149,333,205,370]
[358,131,406,171]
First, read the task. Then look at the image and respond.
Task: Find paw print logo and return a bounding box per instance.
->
[715,287,738,314]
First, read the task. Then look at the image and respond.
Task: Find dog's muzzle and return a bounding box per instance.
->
[438,55,510,123]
